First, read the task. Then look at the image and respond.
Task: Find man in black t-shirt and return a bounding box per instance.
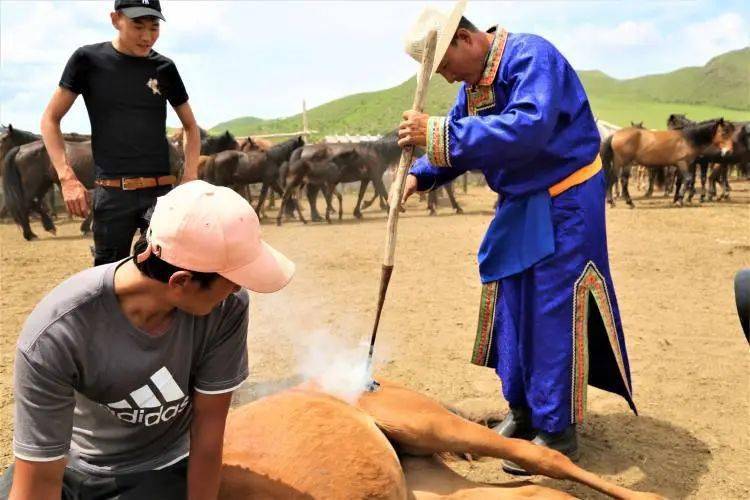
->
[40,0,200,266]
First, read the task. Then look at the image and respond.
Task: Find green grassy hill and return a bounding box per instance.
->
[211,48,750,137]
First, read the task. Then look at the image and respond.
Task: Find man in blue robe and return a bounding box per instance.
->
[399,2,636,474]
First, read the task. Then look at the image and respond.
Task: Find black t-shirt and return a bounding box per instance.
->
[60,42,188,178]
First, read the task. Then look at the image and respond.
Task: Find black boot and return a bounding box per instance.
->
[502,424,579,476]
[491,406,535,440]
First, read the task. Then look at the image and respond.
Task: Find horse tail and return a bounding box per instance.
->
[2,146,29,229]
[600,134,615,183]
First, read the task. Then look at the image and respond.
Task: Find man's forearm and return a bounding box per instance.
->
[187,443,223,500]
[40,117,77,183]
[9,458,66,500]
[182,126,201,180]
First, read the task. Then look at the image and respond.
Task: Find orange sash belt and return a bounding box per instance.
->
[548,156,602,197]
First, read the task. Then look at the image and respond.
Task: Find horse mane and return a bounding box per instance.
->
[680,119,720,147]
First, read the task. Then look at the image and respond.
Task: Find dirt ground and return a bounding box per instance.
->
[1,182,748,499]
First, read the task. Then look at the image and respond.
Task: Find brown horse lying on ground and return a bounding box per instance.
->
[221,380,662,499]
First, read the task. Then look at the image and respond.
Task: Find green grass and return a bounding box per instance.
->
[211,47,750,138]
[588,97,750,129]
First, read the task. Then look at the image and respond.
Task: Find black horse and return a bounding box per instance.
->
[201,130,238,155]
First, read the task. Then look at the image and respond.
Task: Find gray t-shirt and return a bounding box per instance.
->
[13,261,249,475]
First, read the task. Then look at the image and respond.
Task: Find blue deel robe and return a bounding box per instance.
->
[410,27,636,433]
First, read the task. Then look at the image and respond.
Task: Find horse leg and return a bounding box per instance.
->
[268,190,276,209]
[719,164,730,200]
[47,187,58,219]
[445,183,463,214]
[711,164,725,200]
[306,185,323,222]
[374,176,390,211]
[644,168,654,198]
[321,185,335,224]
[276,184,297,226]
[707,164,718,202]
[673,162,690,206]
[356,380,652,499]
[360,181,377,210]
[427,190,437,216]
[620,165,634,208]
[14,197,37,241]
[255,184,270,218]
[36,198,57,235]
[336,185,343,222]
[686,163,697,203]
[354,180,368,219]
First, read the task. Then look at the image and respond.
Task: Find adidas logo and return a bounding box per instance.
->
[106,367,190,427]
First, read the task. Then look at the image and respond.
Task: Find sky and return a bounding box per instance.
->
[1,0,748,133]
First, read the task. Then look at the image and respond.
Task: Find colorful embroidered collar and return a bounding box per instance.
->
[475,26,508,87]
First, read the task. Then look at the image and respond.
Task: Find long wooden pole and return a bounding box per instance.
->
[366,30,438,383]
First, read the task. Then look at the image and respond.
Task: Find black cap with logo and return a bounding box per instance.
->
[114,0,165,21]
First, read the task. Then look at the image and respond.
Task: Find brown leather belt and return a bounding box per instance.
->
[95,175,177,190]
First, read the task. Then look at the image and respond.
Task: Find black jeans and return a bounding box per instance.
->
[92,185,171,266]
[0,459,187,499]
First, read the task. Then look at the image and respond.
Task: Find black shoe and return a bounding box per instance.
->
[491,406,535,440]
[502,425,579,476]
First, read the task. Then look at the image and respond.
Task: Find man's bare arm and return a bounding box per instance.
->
[173,102,201,183]
[40,87,90,217]
[187,391,232,500]
[9,458,66,500]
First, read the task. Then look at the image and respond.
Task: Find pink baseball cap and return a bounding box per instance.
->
[137,180,295,293]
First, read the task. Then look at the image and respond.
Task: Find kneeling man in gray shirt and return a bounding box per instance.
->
[3,180,295,499]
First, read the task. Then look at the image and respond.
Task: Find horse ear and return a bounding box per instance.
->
[8,124,13,132]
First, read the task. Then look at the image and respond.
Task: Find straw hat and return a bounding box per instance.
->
[403,0,467,71]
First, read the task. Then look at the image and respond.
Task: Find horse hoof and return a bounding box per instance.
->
[429,211,437,216]
[276,220,282,227]
[455,208,464,214]
[354,211,363,219]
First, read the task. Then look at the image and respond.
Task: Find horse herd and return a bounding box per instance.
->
[601,115,749,207]
[1,113,748,241]
[0,125,464,240]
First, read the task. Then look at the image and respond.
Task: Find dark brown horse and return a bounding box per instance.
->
[199,136,304,216]
[3,140,95,240]
[277,146,379,225]
[3,139,182,240]
[359,130,464,216]
[0,124,41,162]
[602,119,735,207]
[281,143,384,222]
[667,114,749,202]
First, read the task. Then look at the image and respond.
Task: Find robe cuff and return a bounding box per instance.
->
[426,116,452,168]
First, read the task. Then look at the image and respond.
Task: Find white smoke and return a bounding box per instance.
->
[295,329,380,404]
